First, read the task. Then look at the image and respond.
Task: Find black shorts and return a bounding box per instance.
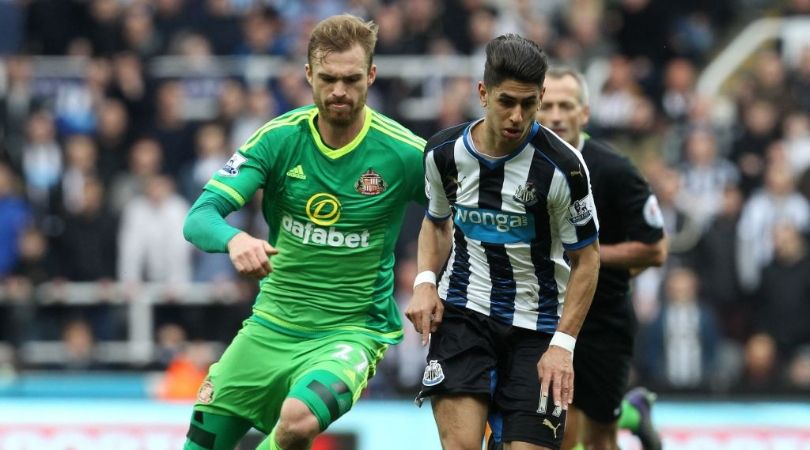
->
[418,302,565,449]
[572,294,636,423]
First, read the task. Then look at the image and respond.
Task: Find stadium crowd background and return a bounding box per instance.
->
[0,0,809,401]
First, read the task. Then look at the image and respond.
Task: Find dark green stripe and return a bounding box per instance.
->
[187,424,215,449]
[194,410,204,424]
[307,380,340,421]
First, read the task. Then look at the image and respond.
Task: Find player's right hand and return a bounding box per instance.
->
[404,286,444,346]
[227,232,278,279]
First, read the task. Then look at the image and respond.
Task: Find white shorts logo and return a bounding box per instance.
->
[422,360,445,386]
[643,194,664,229]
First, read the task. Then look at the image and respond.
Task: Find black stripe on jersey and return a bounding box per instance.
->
[477,162,517,321]
[527,151,561,331]
[532,127,599,243]
[426,123,467,205]
[446,225,471,307]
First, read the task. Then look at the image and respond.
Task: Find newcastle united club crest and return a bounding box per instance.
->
[355,168,387,196]
[513,182,538,206]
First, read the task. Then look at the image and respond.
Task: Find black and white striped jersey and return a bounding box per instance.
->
[424,120,599,333]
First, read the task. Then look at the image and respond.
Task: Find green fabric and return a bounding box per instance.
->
[182,409,252,450]
[200,104,426,343]
[256,429,283,450]
[289,370,355,430]
[570,444,585,450]
[183,191,242,252]
[195,320,387,434]
[618,399,641,431]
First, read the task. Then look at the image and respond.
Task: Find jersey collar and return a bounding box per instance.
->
[307,105,372,160]
[462,119,540,169]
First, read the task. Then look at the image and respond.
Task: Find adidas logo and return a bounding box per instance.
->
[286,165,306,180]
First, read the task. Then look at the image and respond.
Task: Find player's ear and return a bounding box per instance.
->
[582,104,591,126]
[367,64,377,86]
[305,64,313,86]
[478,81,487,108]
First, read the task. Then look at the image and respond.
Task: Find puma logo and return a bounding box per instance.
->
[570,169,582,177]
[542,418,561,439]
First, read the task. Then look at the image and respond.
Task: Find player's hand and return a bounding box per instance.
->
[227,232,278,279]
[404,285,444,346]
[537,345,574,414]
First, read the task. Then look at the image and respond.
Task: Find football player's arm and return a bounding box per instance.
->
[405,148,452,345]
[600,237,667,270]
[600,158,667,272]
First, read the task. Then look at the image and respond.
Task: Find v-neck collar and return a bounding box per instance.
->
[462,120,540,169]
[307,105,372,160]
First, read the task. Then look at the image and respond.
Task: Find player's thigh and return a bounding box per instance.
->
[432,393,489,449]
[287,333,388,431]
[196,320,296,434]
[495,328,565,450]
[560,405,583,450]
[416,302,499,401]
[571,333,632,424]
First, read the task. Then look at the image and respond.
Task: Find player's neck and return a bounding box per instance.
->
[318,109,366,149]
[472,119,520,158]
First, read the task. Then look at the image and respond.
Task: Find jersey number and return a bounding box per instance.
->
[331,344,369,374]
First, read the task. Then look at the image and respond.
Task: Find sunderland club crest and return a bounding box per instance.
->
[355,168,387,196]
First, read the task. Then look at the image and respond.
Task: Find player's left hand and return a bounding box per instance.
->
[537,345,574,413]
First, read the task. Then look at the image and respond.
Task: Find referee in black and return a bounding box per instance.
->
[536,67,668,450]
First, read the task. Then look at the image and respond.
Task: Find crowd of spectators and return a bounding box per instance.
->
[1,0,809,398]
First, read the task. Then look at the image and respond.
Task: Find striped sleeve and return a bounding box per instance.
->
[548,164,599,250]
[425,149,451,220]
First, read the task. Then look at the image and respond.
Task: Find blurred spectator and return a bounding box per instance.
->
[677,128,739,227]
[155,340,216,400]
[752,223,810,365]
[57,177,117,281]
[120,3,163,59]
[738,332,779,392]
[234,5,287,56]
[1,55,44,168]
[21,110,62,213]
[147,80,196,177]
[117,175,191,284]
[106,52,150,133]
[197,0,243,55]
[0,0,24,55]
[58,318,103,371]
[0,162,30,278]
[60,135,99,215]
[783,111,810,177]
[730,99,780,196]
[82,0,122,58]
[23,0,83,55]
[590,55,642,131]
[693,185,746,341]
[230,84,275,150]
[661,58,697,123]
[94,98,132,183]
[153,322,188,369]
[640,266,718,389]
[736,162,810,292]
[109,137,163,213]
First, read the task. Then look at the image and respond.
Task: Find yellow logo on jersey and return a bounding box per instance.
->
[286,165,306,180]
[306,193,341,226]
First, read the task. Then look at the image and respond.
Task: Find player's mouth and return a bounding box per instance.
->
[328,102,351,111]
[551,127,567,136]
[503,127,523,139]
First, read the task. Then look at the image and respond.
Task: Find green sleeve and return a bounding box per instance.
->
[183,190,243,253]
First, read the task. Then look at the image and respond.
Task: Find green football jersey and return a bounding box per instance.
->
[204,105,426,344]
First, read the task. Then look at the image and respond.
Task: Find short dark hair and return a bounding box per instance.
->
[483,34,548,89]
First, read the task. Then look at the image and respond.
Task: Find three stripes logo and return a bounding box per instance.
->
[286,165,306,180]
